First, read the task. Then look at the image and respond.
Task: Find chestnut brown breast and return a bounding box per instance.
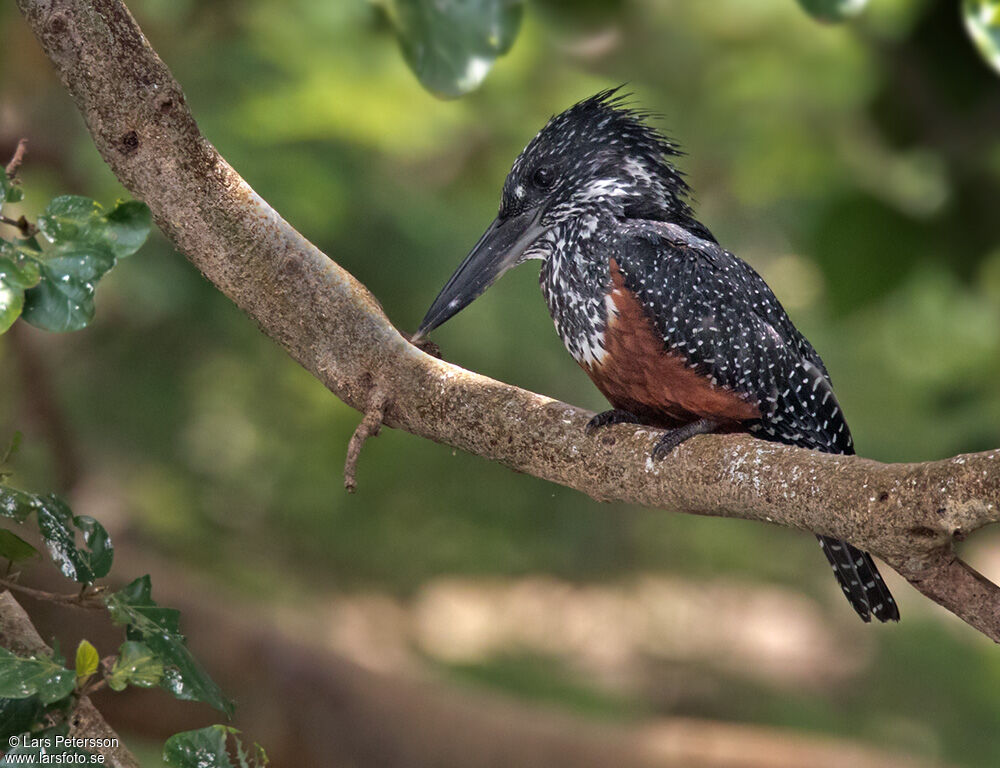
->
[582,259,760,426]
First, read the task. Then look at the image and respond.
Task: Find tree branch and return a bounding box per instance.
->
[14,0,1000,640]
[0,576,106,609]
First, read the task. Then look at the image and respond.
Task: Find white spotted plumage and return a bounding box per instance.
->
[488,88,898,623]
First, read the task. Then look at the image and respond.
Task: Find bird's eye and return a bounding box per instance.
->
[532,166,554,189]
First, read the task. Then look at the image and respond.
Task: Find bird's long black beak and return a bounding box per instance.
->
[414,207,547,340]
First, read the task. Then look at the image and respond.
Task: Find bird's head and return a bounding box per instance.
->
[415,88,692,340]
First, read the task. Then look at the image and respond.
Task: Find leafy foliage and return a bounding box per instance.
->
[74,640,99,685]
[164,726,268,768]
[964,0,1000,75]
[0,647,75,705]
[379,0,523,98]
[0,242,40,334]
[0,173,23,204]
[377,0,1000,100]
[105,576,234,715]
[0,697,44,744]
[0,464,236,750]
[0,529,38,564]
[35,497,113,584]
[0,179,151,334]
[795,0,868,22]
[106,641,163,691]
[0,486,112,584]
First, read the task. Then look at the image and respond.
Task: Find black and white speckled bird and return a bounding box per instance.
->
[413,89,899,623]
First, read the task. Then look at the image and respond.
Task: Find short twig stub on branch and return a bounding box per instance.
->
[5,138,28,178]
[344,390,389,492]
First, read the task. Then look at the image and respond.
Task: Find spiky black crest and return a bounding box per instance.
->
[499,87,696,227]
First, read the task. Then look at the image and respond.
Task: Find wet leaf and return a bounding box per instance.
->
[21,195,151,332]
[0,697,44,743]
[106,576,234,715]
[0,243,41,335]
[38,195,151,259]
[163,726,237,768]
[106,641,163,691]
[0,486,37,523]
[964,0,1000,75]
[164,727,267,768]
[235,739,269,768]
[21,244,116,333]
[102,200,153,259]
[34,495,113,583]
[796,0,868,23]
[0,174,23,204]
[36,196,101,242]
[0,281,23,335]
[74,640,99,683]
[0,648,75,705]
[0,529,39,563]
[380,0,524,98]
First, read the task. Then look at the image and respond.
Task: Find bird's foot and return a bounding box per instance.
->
[651,418,719,460]
[585,409,640,435]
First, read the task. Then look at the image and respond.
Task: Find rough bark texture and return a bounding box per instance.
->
[0,592,140,768]
[12,0,1000,641]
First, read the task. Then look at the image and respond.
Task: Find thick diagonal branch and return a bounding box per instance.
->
[14,0,1000,640]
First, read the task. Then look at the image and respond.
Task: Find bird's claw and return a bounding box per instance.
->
[651,430,688,460]
[651,418,719,460]
[585,409,639,435]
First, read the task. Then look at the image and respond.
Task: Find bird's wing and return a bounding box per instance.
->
[611,220,853,454]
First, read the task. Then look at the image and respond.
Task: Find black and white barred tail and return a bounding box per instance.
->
[817,536,899,622]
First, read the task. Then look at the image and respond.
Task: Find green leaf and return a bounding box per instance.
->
[36,196,102,244]
[106,577,234,715]
[0,486,37,523]
[0,697,44,743]
[37,195,151,260]
[0,280,23,335]
[163,727,266,768]
[106,641,163,692]
[103,200,153,259]
[796,0,868,23]
[163,726,238,768]
[1,431,23,466]
[16,236,43,254]
[0,243,41,334]
[0,174,23,204]
[380,0,524,98]
[34,495,113,583]
[0,648,75,705]
[74,640,99,683]
[21,244,116,333]
[0,485,112,581]
[0,528,39,563]
[964,0,1000,75]
[234,739,269,768]
[22,195,150,332]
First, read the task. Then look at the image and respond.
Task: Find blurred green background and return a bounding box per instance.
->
[2,0,1000,765]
